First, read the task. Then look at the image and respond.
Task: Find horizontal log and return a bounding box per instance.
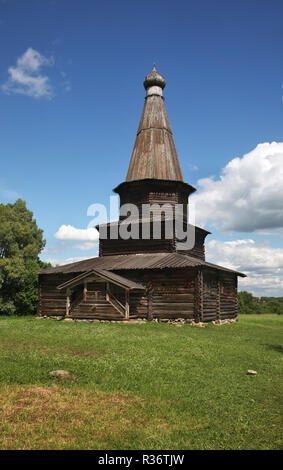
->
[153,313,194,318]
[40,309,65,314]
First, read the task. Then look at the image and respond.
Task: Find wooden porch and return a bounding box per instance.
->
[57,268,145,320]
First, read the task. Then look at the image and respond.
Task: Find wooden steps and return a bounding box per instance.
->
[70,298,125,320]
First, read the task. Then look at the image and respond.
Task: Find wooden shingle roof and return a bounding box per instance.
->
[39,252,246,277]
[126,66,184,182]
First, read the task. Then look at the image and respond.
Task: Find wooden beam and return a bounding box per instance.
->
[83,281,87,301]
[235,276,238,317]
[195,269,203,322]
[125,289,130,319]
[216,273,221,320]
[194,271,198,322]
[37,284,41,316]
[106,282,110,301]
[147,281,153,321]
[66,288,71,317]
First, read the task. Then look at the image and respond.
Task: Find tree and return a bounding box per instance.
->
[0,199,50,315]
[238,291,283,314]
[238,291,257,314]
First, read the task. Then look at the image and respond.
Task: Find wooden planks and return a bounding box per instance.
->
[38,273,75,317]
[150,269,195,319]
[220,273,237,319]
[203,271,218,322]
[200,270,238,322]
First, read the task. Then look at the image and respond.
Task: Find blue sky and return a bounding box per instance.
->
[1,0,283,296]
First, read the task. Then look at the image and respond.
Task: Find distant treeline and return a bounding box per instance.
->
[238,291,283,314]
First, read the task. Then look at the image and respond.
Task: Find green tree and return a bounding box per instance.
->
[264,300,283,315]
[238,291,257,314]
[0,199,50,315]
[238,291,283,314]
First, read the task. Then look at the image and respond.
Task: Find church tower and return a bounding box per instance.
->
[99,66,209,259]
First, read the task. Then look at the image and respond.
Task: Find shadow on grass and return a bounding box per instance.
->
[263,344,283,353]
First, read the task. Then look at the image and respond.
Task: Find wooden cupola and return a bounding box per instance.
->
[114,65,195,216]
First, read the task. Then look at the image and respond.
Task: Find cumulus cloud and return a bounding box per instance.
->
[192,142,283,233]
[2,48,54,99]
[206,239,283,296]
[43,256,91,267]
[54,224,99,242]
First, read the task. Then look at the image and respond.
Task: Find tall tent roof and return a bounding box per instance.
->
[126,65,184,182]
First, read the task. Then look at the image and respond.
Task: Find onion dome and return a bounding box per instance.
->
[143,64,166,90]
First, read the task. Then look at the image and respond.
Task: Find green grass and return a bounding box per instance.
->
[0,314,282,450]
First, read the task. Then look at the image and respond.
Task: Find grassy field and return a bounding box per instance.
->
[0,314,282,450]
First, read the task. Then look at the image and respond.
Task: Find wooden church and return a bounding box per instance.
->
[38,66,245,323]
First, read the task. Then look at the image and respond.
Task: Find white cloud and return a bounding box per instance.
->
[54,224,99,242]
[192,142,283,233]
[42,240,98,255]
[43,256,91,267]
[206,238,283,296]
[73,242,98,251]
[2,48,54,99]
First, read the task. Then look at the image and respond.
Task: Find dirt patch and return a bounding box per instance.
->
[25,386,57,398]
[0,340,98,358]
[0,384,159,449]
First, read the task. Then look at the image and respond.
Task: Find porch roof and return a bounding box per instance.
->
[57,267,146,291]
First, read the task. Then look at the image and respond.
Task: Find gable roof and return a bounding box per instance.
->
[57,268,145,291]
[39,252,246,277]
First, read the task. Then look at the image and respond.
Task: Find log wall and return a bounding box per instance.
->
[38,268,238,322]
[117,181,191,220]
[203,271,218,322]
[38,273,75,317]
[220,272,238,319]
[99,223,207,259]
[148,269,195,320]
[176,227,208,261]
[202,270,238,322]
[99,236,174,256]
